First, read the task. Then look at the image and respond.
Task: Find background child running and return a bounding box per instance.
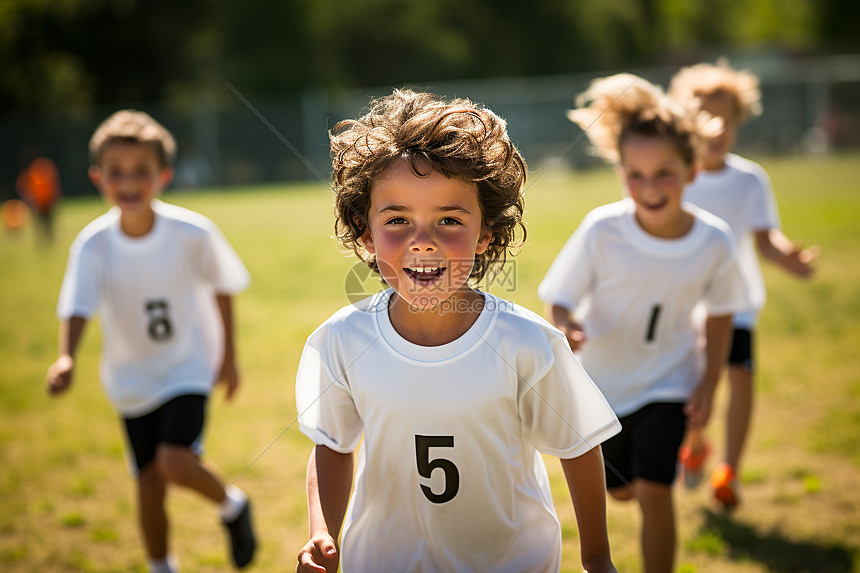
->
[46,110,256,572]
[538,74,749,573]
[669,61,820,509]
[295,89,622,573]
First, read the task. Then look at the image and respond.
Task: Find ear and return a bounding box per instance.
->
[475,228,493,255]
[360,226,375,255]
[88,165,102,188]
[686,162,699,184]
[158,167,174,190]
[614,164,631,195]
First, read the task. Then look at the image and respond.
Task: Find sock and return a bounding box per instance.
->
[148,555,179,573]
[219,485,247,522]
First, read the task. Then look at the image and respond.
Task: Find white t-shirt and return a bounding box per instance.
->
[296,289,620,573]
[684,153,782,327]
[538,198,748,417]
[57,200,250,416]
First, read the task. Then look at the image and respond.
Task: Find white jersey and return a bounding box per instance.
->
[684,153,781,327]
[538,198,748,417]
[57,200,250,416]
[296,289,620,573]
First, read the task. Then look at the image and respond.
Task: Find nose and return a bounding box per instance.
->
[410,227,436,252]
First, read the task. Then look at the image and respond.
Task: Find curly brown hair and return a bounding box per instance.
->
[89,109,177,168]
[669,60,762,125]
[568,73,720,166]
[331,89,527,284]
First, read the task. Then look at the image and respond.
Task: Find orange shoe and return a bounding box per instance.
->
[678,441,710,489]
[711,463,740,508]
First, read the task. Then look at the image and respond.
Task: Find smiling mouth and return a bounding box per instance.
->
[642,198,668,211]
[404,266,446,286]
[117,192,142,204]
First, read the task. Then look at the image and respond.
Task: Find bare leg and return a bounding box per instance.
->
[156,444,226,503]
[636,479,675,573]
[686,427,707,452]
[138,462,169,560]
[726,365,754,471]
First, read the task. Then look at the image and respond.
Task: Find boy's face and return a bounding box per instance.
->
[619,134,696,238]
[361,159,492,310]
[89,142,173,214]
[699,91,739,170]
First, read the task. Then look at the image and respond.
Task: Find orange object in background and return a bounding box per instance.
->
[2,199,30,232]
[18,156,61,213]
[16,155,62,244]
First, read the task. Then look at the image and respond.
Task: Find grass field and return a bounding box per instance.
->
[1,152,858,572]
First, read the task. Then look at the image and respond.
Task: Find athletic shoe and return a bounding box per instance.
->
[223,499,256,568]
[678,441,710,489]
[711,463,740,509]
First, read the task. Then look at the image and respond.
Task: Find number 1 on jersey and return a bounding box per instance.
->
[645,304,661,343]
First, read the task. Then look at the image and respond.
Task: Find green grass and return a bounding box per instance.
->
[1,153,859,572]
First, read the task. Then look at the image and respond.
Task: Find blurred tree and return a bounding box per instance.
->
[0,0,856,114]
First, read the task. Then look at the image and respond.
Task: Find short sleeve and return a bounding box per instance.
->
[747,166,781,231]
[199,224,250,294]
[537,216,596,311]
[57,235,101,320]
[519,337,620,459]
[703,240,750,316]
[295,340,364,454]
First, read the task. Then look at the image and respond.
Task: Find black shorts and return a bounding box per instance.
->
[728,328,754,372]
[602,402,687,489]
[122,394,207,473]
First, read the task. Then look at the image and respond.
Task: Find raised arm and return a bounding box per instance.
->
[298,445,355,573]
[755,228,819,278]
[47,316,87,395]
[560,446,618,573]
[685,313,733,429]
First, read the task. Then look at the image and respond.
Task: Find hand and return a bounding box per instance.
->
[216,358,240,402]
[782,244,820,279]
[47,355,74,396]
[297,533,339,573]
[684,384,713,430]
[560,319,587,352]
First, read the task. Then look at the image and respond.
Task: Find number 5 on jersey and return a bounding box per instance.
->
[415,435,459,504]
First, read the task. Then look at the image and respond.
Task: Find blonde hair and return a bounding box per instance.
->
[89,110,177,167]
[669,60,763,124]
[568,73,720,165]
[331,89,527,284]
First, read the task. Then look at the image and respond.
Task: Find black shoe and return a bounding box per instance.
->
[223,499,256,568]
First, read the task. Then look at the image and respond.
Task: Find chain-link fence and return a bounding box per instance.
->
[2,54,858,199]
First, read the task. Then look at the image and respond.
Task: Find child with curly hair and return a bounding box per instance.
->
[539,74,749,573]
[295,89,621,573]
[669,61,819,508]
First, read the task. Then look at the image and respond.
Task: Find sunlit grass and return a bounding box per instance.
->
[1,152,859,571]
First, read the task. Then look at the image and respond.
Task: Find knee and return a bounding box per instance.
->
[138,463,166,498]
[635,480,672,509]
[155,445,194,484]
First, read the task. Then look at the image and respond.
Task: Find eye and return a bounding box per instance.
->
[385,216,407,225]
[627,172,644,181]
[439,217,462,226]
[657,169,676,179]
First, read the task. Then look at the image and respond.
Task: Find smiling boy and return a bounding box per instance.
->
[47,110,256,572]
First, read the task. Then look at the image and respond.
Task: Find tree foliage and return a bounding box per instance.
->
[0,0,855,114]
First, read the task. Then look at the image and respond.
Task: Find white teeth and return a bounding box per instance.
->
[410,267,438,273]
